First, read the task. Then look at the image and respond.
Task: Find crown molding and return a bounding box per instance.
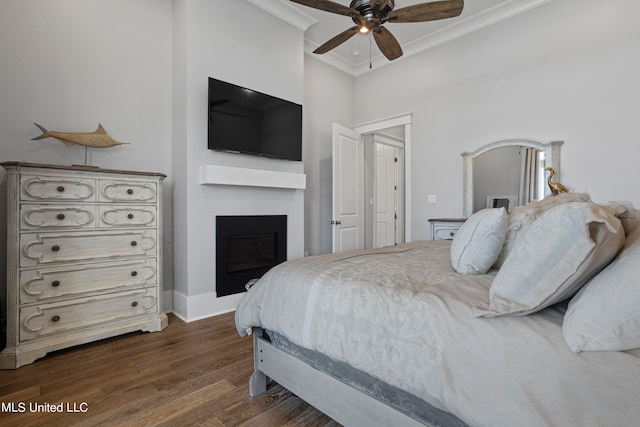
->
[298,0,554,76]
[304,39,360,76]
[246,0,317,32]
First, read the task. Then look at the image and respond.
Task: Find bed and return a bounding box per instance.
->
[235,195,640,427]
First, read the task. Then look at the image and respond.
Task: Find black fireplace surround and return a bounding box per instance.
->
[216,215,287,297]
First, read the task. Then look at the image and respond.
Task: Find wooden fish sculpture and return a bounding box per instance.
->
[31,123,127,148]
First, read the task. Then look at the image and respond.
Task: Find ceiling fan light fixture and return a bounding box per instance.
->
[359,26,369,33]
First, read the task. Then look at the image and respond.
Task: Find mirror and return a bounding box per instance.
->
[462,138,564,217]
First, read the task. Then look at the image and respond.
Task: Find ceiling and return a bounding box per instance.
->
[249,0,553,76]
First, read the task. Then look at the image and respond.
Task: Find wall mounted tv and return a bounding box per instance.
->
[208,77,302,161]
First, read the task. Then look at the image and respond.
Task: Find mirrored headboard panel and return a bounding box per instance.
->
[462,138,564,218]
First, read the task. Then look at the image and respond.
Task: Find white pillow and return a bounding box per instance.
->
[475,202,624,317]
[493,193,592,268]
[450,208,507,274]
[600,201,639,236]
[563,226,640,352]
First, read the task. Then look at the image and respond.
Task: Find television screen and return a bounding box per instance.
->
[208,78,302,161]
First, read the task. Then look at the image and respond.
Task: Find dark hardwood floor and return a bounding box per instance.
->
[0,313,342,426]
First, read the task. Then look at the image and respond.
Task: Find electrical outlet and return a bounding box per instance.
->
[427,194,437,204]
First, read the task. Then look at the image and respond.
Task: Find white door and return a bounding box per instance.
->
[332,123,363,253]
[375,144,397,247]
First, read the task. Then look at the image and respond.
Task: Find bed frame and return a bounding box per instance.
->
[248,328,434,427]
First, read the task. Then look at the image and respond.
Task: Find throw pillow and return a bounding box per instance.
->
[450,208,507,274]
[562,226,640,352]
[475,202,624,317]
[493,193,592,268]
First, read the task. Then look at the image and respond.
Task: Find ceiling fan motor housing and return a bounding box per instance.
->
[350,0,395,30]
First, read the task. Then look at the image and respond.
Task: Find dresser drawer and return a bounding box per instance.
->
[99,180,157,203]
[20,259,157,304]
[99,205,157,228]
[20,287,158,341]
[20,175,96,202]
[20,205,97,230]
[20,230,157,267]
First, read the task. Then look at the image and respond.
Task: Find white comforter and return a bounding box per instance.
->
[235,241,640,427]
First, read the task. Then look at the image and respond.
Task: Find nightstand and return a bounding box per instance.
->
[428,218,467,240]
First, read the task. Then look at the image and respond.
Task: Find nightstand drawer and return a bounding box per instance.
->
[433,227,460,240]
[428,218,466,240]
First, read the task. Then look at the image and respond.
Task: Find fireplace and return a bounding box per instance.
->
[216,215,287,297]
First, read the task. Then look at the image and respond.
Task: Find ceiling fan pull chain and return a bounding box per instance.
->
[369,31,373,69]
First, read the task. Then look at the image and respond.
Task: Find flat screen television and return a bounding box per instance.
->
[208,77,302,161]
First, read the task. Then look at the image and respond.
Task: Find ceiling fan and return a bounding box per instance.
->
[291,0,464,61]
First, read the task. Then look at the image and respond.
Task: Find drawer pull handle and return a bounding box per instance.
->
[450,232,455,236]
[52,245,60,252]
[57,213,66,220]
[51,315,60,322]
[131,301,138,307]
[51,280,61,287]
[127,189,134,195]
[131,271,138,277]
[127,213,134,219]
[57,186,65,193]
[130,241,137,247]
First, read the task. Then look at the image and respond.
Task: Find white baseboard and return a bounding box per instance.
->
[170,290,244,322]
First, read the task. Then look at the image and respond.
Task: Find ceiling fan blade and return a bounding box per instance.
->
[313,26,360,54]
[388,0,464,23]
[372,26,403,61]
[290,0,357,17]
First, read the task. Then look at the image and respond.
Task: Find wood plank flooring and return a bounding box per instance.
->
[0,313,342,426]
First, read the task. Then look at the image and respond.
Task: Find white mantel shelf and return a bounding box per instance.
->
[199,164,306,190]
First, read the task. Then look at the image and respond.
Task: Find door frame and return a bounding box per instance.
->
[355,112,412,243]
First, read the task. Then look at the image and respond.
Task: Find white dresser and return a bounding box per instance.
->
[0,162,167,369]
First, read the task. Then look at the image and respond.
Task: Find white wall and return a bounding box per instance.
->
[303,56,355,256]
[0,0,174,310]
[171,0,307,320]
[354,0,640,240]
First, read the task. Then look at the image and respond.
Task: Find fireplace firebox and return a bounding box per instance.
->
[216,215,287,297]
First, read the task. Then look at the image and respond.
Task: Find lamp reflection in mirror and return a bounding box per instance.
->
[462,139,564,218]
